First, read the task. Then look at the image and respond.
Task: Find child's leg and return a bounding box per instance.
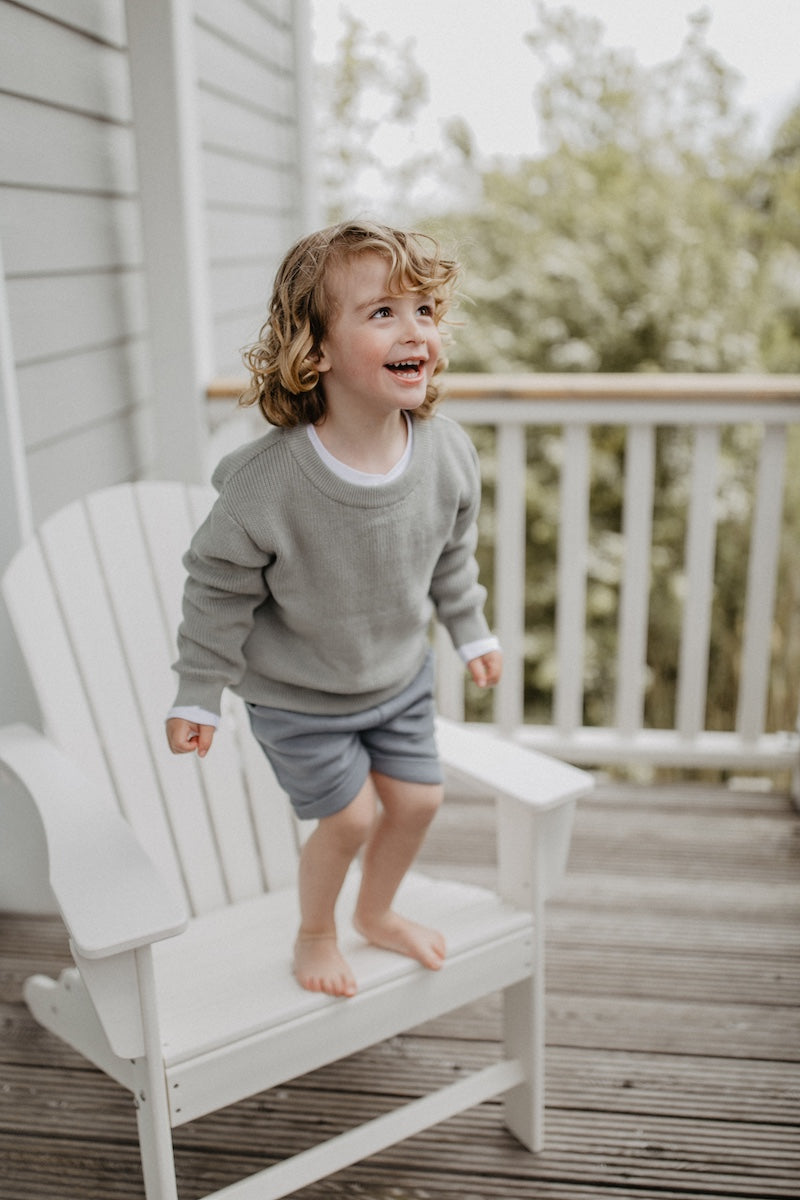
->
[294,775,378,997]
[353,773,445,970]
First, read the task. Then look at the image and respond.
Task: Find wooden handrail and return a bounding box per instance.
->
[446,373,800,401]
[209,373,800,404]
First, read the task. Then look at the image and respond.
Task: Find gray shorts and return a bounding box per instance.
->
[246,651,443,821]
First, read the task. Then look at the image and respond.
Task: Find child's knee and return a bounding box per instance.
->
[413,782,444,826]
[324,782,376,852]
[376,776,443,830]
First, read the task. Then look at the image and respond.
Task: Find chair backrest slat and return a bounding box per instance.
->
[4,539,118,800]
[182,485,303,890]
[40,490,227,913]
[3,483,300,916]
[85,484,237,912]
[227,693,302,889]
[35,487,205,902]
[132,483,276,902]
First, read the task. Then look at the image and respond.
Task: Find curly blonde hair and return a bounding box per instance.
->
[240,220,460,426]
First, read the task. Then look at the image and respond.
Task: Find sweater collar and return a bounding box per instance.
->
[286,415,432,507]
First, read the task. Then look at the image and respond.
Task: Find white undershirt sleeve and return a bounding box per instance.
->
[167,705,221,728]
[457,634,501,664]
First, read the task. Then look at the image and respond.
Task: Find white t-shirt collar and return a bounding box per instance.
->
[306,412,413,487]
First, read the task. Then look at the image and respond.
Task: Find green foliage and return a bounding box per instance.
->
[317,5,800,377]
[318,4,800,738]
[438,7,787,377]
[442,150,764,375]
[526,4,751,168]
[754,106,800,372]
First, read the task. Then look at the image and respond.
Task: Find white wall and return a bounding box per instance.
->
[196,0,304,375]
[0,0,310,910]
[1,0,308,515]
[0,0,148,522]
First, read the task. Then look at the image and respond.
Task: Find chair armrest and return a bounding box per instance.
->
[436,716,593,810]
[0,724,188,959]
[437,717,593,906]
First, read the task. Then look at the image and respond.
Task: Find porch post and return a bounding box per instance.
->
[0,239,37,726]
[0,240,51,913]
[125,0,212,483]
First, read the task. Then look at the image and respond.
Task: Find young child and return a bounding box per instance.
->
[166,220,501,999]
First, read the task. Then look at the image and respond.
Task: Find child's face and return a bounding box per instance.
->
[315,252,442,420]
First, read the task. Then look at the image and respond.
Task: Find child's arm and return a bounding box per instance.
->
[429,432,498,667]
[466,649,503,689]
[172,496,273,719]
[166,717,216,758]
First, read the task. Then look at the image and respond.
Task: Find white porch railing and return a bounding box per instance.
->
[208,374,800,785]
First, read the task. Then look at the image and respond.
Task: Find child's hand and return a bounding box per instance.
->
[467,649,503,688]
[166,717,215,758]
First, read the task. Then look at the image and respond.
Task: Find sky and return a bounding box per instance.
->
[311,0,800,161]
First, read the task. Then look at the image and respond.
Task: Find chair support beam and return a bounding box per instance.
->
[211,1059,526,1200]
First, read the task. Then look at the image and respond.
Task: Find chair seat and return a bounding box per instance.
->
[154,870,531,1069]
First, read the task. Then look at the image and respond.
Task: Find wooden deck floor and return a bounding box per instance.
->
[1,780,798,1198]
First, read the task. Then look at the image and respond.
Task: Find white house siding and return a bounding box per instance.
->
[0,0,147,524]
[1,0,307,522]
[194,0,304,377]
[0,0,309,910]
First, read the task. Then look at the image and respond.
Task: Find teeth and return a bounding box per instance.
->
[388,360,421,371]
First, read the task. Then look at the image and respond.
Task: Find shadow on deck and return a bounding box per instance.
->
[1,780,798,1198]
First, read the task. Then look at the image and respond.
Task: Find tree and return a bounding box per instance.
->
[756,102,800,372]
[427,8,798,739]
[440,6,769,376]
[315,13,434,222]
[317,4,800,746]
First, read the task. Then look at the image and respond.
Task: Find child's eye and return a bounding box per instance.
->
[417,303,434,317]
[371,306,392,319]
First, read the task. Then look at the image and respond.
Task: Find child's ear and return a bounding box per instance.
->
[314,343,331,374]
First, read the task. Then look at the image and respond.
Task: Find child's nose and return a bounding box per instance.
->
[401,314,424,341]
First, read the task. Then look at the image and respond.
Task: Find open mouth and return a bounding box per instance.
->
[385,359,425,376]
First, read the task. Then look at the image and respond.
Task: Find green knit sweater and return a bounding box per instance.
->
[173,413,491,716]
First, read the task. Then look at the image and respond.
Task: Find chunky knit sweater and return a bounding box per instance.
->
[172,413,491,717]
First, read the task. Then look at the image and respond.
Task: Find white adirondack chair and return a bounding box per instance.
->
[0,481,592,1200]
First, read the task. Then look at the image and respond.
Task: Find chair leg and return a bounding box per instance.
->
[503,850,547,1154]
[135,1079,180,1200]
[133,947,180,1200]
[502,972,544,1152]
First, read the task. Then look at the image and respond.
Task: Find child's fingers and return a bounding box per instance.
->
[166,718,215,756]
[166,718,192,753]
[194,725,215,758]
[467,650,503,688]
[482,650,503,686]
[469,657,488,687]
[468,655,494,687]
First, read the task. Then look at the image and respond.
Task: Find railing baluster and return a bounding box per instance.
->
[615,424,656,736]
[207,377,800,780]
[434,624,465,722]
[495,423,527,733]
[737,424,788,742]
[676,425,720,740]
[554,424,591,737]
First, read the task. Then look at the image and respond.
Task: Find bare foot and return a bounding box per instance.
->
[293,932,357,998]
[353,910,446,970]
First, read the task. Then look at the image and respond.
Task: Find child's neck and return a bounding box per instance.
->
[313,409,409,475]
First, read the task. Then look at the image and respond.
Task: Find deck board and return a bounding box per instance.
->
[1,781,798,1199]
